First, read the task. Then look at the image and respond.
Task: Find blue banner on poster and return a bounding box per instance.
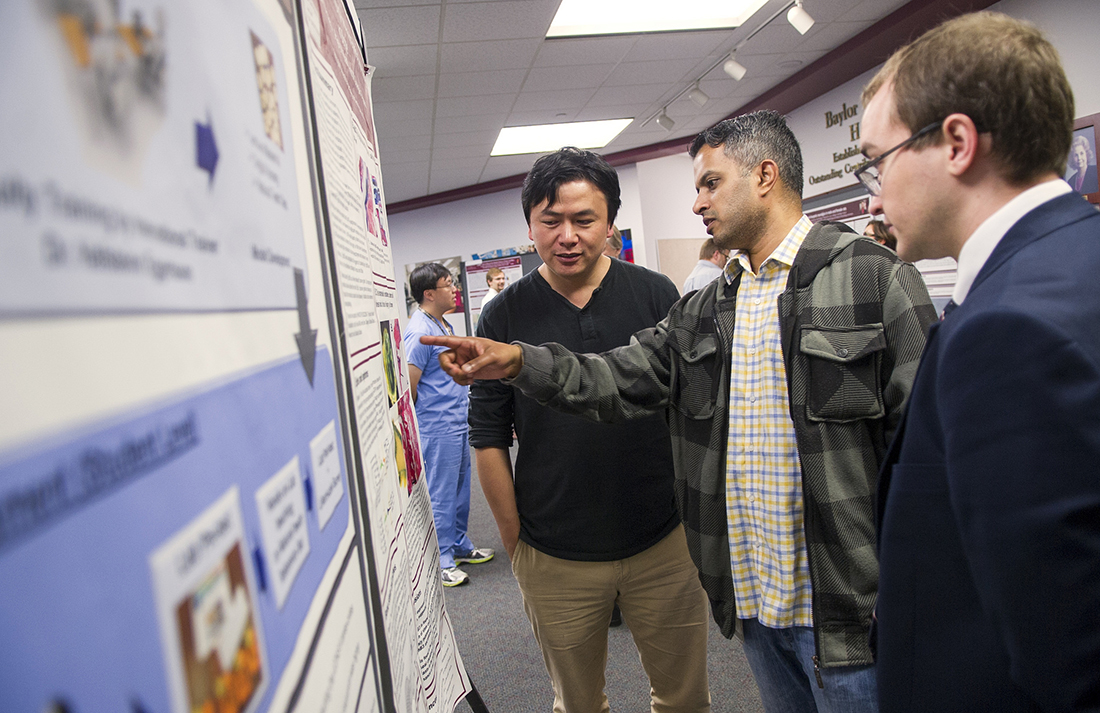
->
[0,349,365,713]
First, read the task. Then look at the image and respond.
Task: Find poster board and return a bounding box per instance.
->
[0,0,468,711]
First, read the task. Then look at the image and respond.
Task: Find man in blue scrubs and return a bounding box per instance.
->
[405,262,493,586]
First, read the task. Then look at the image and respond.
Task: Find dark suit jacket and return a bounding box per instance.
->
[876,192,1100,712]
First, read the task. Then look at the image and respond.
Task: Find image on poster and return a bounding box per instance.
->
[0,351,380,713]
[150,487,269,713]
[0,0,309,314]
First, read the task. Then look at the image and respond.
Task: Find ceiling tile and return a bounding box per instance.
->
[374,113,433,138]
[622,31,732,62]
[377,134,434,153]
[379,162,430,203]
[355,0,441,8]
[604,59,699,87]
[380,147,432,165]
[534,36,636,67]
[522,65,612,92]
[505,109,579,126]
[441,1,559,43]
[582,83,667,107]
[367,44,438,77]
[791,0,862,25]
[512,87,597,112]
[434,113,507,134]
[435,93,516,118]
[438,69,528,97]
[433,129,503,147]
[571,107,638,123]
[374,99,434,125]
[440,39,542,73]
[431,143,495,160]
[372,74,437,102]
[843,0,910,22]
[358,5,441,48]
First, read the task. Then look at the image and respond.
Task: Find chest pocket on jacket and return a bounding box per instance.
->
[799,324,885,422]
[671,334,719,420]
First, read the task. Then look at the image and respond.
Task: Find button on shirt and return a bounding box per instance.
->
[724,215,813,628]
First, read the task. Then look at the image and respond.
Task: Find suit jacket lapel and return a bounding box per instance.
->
[969,192,1096,297]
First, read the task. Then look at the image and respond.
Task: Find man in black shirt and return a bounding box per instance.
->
[470,148,711,713]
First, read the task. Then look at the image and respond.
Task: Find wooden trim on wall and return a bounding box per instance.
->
[387,0,999,215]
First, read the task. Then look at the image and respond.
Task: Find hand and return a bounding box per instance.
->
[418,335,523,384]
[500,524,520,560]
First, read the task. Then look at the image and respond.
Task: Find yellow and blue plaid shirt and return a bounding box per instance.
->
[723,215,813,628]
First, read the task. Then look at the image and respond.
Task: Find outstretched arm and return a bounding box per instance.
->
[418,334,523,384]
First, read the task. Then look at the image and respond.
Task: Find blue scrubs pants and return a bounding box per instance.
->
[420,430,474,569]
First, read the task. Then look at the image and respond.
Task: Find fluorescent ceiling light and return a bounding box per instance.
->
[547,0,770,37]
[491,119,633,156]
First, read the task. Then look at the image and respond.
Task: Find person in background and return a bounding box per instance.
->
[862,220,896,251]
[423,112,936,713]
[859,11,1100,710]
[403,263,494,587]
[603,225,623,258]
[471,147,711,713]
[480,267,506,310]
[681,237,729,293]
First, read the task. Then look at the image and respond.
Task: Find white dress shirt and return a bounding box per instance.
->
[952,180,1072,304]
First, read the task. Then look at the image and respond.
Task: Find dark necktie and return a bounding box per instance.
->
[940,299,959,321]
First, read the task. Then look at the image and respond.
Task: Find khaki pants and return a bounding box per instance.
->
[511,524,711,713]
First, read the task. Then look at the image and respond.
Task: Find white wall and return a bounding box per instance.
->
[991,0,1100,117]
[636,153,709,271]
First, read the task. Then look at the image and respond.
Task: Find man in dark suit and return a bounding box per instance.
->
[857,12,1100,711]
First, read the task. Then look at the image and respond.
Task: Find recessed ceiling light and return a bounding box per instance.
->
[547,0,770,38]
[491,119,634,156]
[777,59,804,69]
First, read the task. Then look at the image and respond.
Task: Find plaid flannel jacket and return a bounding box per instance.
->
[510,221,936,667]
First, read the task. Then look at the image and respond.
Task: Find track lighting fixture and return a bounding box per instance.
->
[787,0,815,34]
[655,108,675,131]
[687,82,710,108]
[723,52,747,81]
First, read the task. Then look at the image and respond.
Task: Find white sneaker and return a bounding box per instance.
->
[441,567,470,587]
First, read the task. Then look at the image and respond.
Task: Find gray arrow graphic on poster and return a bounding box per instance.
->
[294,268,317,386]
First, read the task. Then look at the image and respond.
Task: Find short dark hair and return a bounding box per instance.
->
[688,111,804,198]
[521,147,621,225]
[409,262,451,304]
[862,12,1074,185]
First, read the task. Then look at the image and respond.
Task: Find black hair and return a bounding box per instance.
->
[521,147,621,225]
[409,262,452,304]
[688,111,805,198]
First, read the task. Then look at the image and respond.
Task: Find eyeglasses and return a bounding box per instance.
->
[854,120,943,196]
[432,280,455,291]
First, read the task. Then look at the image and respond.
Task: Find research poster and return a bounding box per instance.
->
[300,0,471,709]
[0,0,394,711]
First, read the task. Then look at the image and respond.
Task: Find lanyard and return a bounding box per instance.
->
[420,309,454,337]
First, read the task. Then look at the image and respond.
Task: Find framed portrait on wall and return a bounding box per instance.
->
[1066,113,1100,204]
